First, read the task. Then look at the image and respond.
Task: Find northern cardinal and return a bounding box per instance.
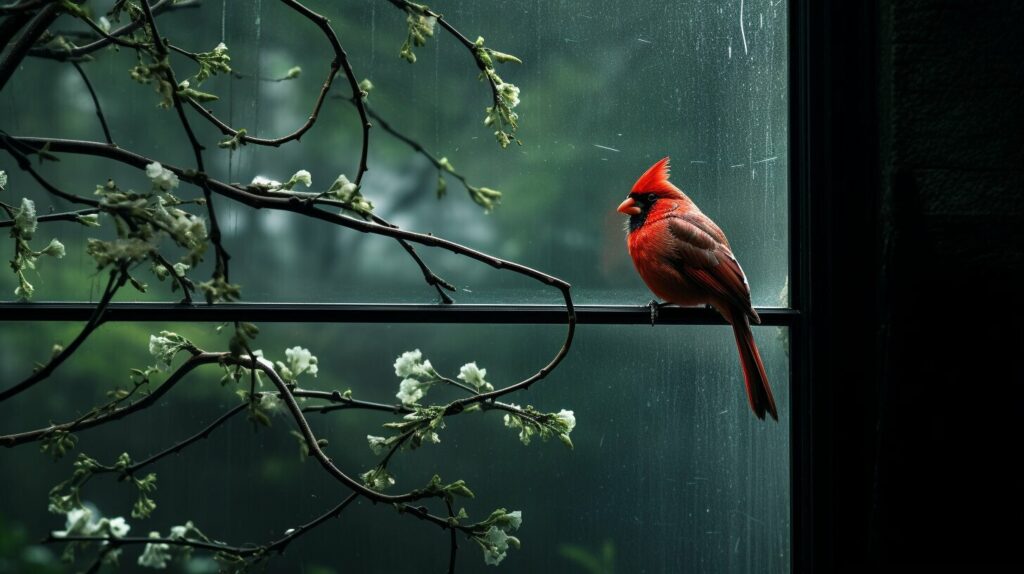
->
[617,157,778,420]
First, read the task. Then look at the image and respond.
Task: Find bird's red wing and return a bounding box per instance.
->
[663,215,758,322]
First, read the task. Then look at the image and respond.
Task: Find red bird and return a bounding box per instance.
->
[617,157,778,420]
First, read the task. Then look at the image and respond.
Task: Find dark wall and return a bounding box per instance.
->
[813,0,1024,570]
[875,0,1024,565]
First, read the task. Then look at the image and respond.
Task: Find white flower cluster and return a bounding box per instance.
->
[137,521,197,569]
[249,175,282,191]
[327,174,358,199]
[145,162,179,191]
[555,409,576,433]
[393,349,439,405]
[288,169,312,188]
[138,532,171,568]
[53,506,130,539]
[249,170,313,192]
[41,238,66,258]
[366,434,388,455]
[360,466,396,491]
[153,196,207,247]
[457,362,495,392]
[251,349,276,371]
[476,510,523,566]
[502,405,577,447]
[53,506,131,563]
[148,331,191,370]
[259,393,284,415]
[276,346,319,380]
[13,197,37,236]
[496,82,520,109]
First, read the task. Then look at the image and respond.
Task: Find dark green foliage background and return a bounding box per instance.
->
[0,1,789,572]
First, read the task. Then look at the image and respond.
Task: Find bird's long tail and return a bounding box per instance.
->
[731,315,779,421]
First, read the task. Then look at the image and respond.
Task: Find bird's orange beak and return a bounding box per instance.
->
[617,196,641,216]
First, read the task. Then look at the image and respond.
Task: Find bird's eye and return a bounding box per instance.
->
[646,193,657,203]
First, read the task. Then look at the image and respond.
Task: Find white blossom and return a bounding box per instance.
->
[393,349,434,379]
[476,509,522,565]
[360,467,395,490]
[396,378,426,405]
[290,170,312,188]
[457,362,493,392]
[327,174,358,199]
[503,510,522,530]
[497,82,521,108]
[480,526,519,566]
[14,197,37,236]
[394,350,423,377]
[284,346,318,378]
[53,507,94,538]
[53,508,131,540]
[41,238,66,258]
[148,331,190,370]
[145,162,179,191]
[249,175,282,191]
[98,17,111,33]
[77,213,101,227]
[168,521,194,539]
[555,409,576,432]
[259,393,283,415]
[138,532,171,569]
[251,349,275,371]
[101,516,131,538]
[367,435,388,455]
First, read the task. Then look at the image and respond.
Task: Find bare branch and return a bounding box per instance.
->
[0,0,60,90]
[0,266,126,403]
[71,61,114,145]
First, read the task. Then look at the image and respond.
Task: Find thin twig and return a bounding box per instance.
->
[84,544,114,574]
[71,61,114,145]
[45,492,357,560]
[0,266,126,403]
[180,0,344,150]
[150,251,194,303]
[446,499,459,574]
[0,0,60,90]
[264,492,359,554]
[120,403,246,477]
[25,0,197,60]
[296,389,412,415]
[0,131,101,207]
[384,0,503,115]
[0,206,99,228]
[0,351,222,447]
[0,10,32,53]
[138,0,231,288]
[45,533,255,556]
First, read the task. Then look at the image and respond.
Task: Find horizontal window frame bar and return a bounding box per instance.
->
[0,302,799,326]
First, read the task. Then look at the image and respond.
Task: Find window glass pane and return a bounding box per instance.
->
[1,0,788,306]
[0,321,789,572]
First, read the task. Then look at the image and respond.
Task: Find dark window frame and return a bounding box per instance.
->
[1,1,819,571]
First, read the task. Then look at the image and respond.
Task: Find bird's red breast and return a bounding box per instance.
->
[620,158,757,324]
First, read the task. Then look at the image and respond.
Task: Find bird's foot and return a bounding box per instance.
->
[648,300,668,326]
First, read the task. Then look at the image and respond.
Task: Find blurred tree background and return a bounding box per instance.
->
[1,1,790,572]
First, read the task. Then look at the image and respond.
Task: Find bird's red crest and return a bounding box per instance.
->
[630,157,678,196]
